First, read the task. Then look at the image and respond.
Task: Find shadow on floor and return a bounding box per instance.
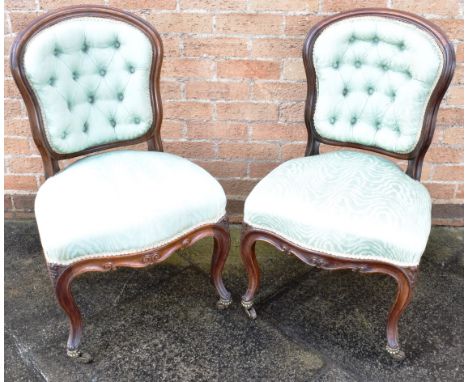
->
[4,221,463,381]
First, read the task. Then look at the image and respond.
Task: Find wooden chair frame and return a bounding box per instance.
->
[240,8,455,360]
[10,5,232,363]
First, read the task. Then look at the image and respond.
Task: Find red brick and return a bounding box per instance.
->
[217,102,278,121]
[4,78,20,98]
[164,141,215,159]
[8,156,43,173]
[9,12,43,33]
[180,0,246,10]
[40,0,102,9]
[161,120,185,139]
[5,175,37,191]
[433,165,464,181]
[162,59,212,78]
[433,19,464,41]
[452,65,464,85]
[187,121,248,140]
[219,179,258,196]
[160,80,181,99]
[249,162,280,178]
[108,0,176,9]
[281,143,306,160]
[393,0,462,17]
[5,0,36,10]
[216,14,283,35]
[252,38,303,58]
[282,59,306,81]
[323,0,386,12]
[5,137,31,154]
[425,183,456,199]
[5,99,23,119]
[426,146,464,163]
[251,123,307,141]
[147,13,212,33]
[194,160,248,178]
[12,194,35,211]
[4,195,13,211]
[456,43,464,63]
[437,108,463,126]
[279,102,304,123]
[444,128,463,145]
[184,37,249,58]
[186,81,249,100]
[217,60,280,80]
[5,118,30,136]
[446,86,463,106]
[253,82,306,101]
[162,36,181,57]
[284,15,324,36]
[164,101,212,120]
[218,143,279,160]
[455,184,464,199]
[4,35,15,57]
[249,0,316,11]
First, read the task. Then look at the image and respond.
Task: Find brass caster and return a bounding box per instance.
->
[386,345,406,361]
[67,348,93,364]
[241,300,257,320]
[216,297,232,310]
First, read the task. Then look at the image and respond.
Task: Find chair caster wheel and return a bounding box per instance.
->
[241,300,257,320]
[67,348,93,364]
[216,297,232,310]
[386,345,405,360]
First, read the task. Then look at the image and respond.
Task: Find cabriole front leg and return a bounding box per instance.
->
[210,218,232,310]
[240,227,260,320]
[48,264,92,363]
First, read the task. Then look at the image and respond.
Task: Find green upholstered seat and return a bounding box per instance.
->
[35,150,226,265]
[244,151,432,267]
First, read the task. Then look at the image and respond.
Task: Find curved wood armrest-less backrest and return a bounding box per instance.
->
[241,8,455,360]
[10,6,231,363]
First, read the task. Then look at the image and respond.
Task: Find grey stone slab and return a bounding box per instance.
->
[259,227,464,381]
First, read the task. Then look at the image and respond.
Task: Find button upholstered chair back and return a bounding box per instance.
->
[303,9,455,180]
[10,6,163,178]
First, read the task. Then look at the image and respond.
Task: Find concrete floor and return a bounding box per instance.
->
[4,221,464,381]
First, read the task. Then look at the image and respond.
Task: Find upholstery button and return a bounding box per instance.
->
[354,60,362,68]
[88,95,95,104]
[329,116,336,124]
[350,117,357,125]
[61,131,68,139]
[390,90,396,100]
[405,70,412,78]
[349,35,356,43]
[99,68,107,77]
[128,65,135,73]
[367,87,374,95]
[48,77,56,86]
[67,100,73,111]
[83,122,89,133]
[117,93,124,101]
[82,43,89,53]
[342,88,348,96]
[134,117,141,124]
[53,47,61,57]
[372,36,379,44]
[114,40,120,49]
[332,60,340,69]
[398,42,405,50]
[375,120,381,129]
[381,63,389,71]
[109,118,116,128]
[72,71,79,81]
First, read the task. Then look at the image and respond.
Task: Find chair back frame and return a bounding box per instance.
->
[10,5,164,179]
[302,8,455,180]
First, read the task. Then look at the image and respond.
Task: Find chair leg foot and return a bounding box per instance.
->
[385,345,406,360]
[241,299,257,320]
[216,297,232,310]
[67,348,93,363]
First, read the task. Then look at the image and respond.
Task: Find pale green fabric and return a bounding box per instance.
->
[312,16,443,154]
[22,17,154,154]
[35,150,226,265]
[244,151,432,266]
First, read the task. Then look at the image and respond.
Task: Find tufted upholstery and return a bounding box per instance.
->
[244,151,432,266]
[311,16,443,154]
[22,17,154,154]
[35,150,226,264]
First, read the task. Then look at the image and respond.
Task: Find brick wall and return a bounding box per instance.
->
[4,0,464,224]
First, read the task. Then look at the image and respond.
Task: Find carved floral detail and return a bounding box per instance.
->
[142,252,160,264]
[102,262,116,271]
[180,238,191,249]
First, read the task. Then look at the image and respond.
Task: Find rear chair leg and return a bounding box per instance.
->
[240,227,260,320]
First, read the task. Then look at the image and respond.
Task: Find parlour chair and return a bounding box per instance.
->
[240,8,455,359]
[10,6,232,363]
